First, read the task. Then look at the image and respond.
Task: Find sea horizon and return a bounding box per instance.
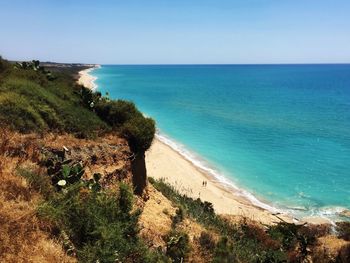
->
[91,64,350,222]
[97,63,350,66]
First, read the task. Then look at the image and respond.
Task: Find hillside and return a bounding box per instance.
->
[0,56,349,263]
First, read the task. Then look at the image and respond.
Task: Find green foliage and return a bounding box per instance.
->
[86,173,102,193]
[212,237,237,263]
[38,182,162,263]
[95,99,156,153]
[172,206,185,227]
[19,151,165,262]
[0,57,156,151]
[79,86,101,109]
[0,63,108,137]
[95,99,139,127]
[122,115,156,153]
[268,222,300,250]
[43,151,104,193]
[268,222,318,262]
[165,230,190,263]
[14,60,55,80]
[149,178,289,263]
[118,182,135,214]
[0,91,47,132]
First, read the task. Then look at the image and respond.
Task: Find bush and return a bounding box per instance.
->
[95,99,155,153]
[212,237,236,263]
[95,100,139,127]
[38,182,159,262]
[150,178,290,262]
[172,206,185,227]
[198,231,216,251]
[122,115,155,153]
[165,230,190,263]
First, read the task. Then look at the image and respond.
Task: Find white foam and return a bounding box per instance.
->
[84,65,100,90]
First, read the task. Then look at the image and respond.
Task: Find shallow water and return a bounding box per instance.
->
[93,64,350,219]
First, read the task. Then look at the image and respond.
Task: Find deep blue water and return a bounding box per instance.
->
[93,64,350,218]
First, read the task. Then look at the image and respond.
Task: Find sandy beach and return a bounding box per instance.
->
[78,66,99,90]
[145,137,298,225]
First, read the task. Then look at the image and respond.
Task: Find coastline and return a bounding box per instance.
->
[78,65,100,90]
[79,65,333,226]
[146,136,297,225]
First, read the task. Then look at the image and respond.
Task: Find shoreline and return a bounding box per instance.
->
[78,65,100,90]
[146,136,297,225]
[147,136,340,225]
[79,65,335,226]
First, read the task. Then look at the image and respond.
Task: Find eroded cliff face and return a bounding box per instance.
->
[1,130,150,196]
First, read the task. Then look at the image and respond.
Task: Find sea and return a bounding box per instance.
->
[92,64,350,221]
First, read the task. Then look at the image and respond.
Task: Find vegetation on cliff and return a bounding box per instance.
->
[0,57,155,153]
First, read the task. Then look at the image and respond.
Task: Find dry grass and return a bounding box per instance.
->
[314,235,350,261]
[139,183,220,262]
[0,129,75,262]
[139,184,177,249]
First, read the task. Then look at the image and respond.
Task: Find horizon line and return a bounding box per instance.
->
[98,62,350,66]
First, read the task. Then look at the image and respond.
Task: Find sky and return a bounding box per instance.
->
[1,0,350,64]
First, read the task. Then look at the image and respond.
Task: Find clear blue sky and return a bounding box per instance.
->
[1,0,350,64]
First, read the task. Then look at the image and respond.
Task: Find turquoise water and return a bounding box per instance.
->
[93,65,350,219]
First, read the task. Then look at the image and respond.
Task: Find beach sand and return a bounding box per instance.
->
[78,66,330,226]
[146,138,296,225]
[78,66,99,90]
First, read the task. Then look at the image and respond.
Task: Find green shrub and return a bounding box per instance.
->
[38,182,160,263]
[95,99,155,152]
[212,237,237,263]
[165,230,190,263]
[95,100,139,127]
[122,115,155,153]
[150,178,290,263]
[172,206,185,227]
